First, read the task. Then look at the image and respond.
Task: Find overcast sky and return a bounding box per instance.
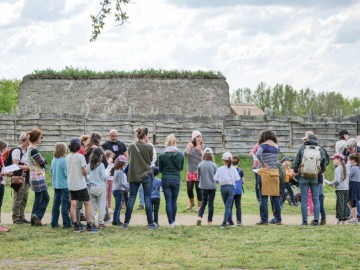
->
[1,0,360,97]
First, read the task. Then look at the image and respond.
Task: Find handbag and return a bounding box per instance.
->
[258,168,280,196]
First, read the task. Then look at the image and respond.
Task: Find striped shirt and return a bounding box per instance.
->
[255,144,279,169]
[27,146,47,192]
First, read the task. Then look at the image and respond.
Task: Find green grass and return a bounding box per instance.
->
[31,67,225,80]
[1,225,359,269]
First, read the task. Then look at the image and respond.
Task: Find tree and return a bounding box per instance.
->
[90,0,131,42]
[0,79,20,114]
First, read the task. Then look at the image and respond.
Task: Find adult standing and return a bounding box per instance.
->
[122,127,156,229]
[12,132,31,224]
[255,130,281,225]
[293,134,327,226]
[335,130,350,154]
[102,129,128,159]
[0,140,10,232]
[159,134,184,227]
[26,128,49,226]
[184,130,204,211]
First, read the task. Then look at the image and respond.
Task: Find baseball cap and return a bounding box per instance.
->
[222,152,232,160]
[69,137,80,146]
[204,147,213,154]
[281,157,293,163]
[117,155,128,164]
[330,153,345,160]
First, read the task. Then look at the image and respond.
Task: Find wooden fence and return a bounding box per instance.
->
[0,113,359,155]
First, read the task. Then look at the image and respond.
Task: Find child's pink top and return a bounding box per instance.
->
[251,144,259,168]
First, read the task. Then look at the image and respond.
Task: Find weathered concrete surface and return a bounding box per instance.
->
[18,77,230,115]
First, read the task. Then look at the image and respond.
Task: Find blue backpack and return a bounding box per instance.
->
[234,168,243,195]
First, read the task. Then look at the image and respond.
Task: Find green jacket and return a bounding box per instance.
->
[127,141,153,183]
[158,151,184,180]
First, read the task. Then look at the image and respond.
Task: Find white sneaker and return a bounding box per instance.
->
[168,223,175,228]
[173,222,179,226]
[108,208,113,214]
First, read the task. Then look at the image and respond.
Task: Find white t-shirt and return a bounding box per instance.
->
[335,140,347,154]
[214,165,240,186]
[66,152,87,191]
[11,148,27,164]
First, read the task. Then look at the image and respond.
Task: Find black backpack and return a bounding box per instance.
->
[4,147,23,167]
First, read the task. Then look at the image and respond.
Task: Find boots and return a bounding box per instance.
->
[186,198,195,210]
[197,201,202,211]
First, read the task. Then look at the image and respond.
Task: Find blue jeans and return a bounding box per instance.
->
[255,172,260,201]
[32,189,50,222]
[300,181,320,222]
[357,201,360,220]
[198,189,216,222]
[124,175,153,225]
[112,190,123,223]
[230,194,242,223]
[162,179,180,224]
[51,188,71,227]
[259,176,281,222]
[220,185,235,223]
[138,184,144,206]
[319,193,326,221]
[151,198,160,223]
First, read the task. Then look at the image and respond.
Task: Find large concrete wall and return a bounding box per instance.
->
[17,76,230,116]
[1,113,359,154]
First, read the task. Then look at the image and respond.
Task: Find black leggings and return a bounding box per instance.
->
[187,181,202,201]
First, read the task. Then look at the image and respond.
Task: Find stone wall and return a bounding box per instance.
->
[17,76,230,116]
[1,113,359,155]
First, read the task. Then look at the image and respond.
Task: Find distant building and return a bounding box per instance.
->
[230,103,265,116]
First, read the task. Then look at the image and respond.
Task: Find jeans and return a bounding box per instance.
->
[220,185,235,223]
[32,189,50,222]
[300,181,320,222]
[230,194,242,223]
[357,201,360,220]
[51,188,71,227]
[112,190,123,223]
[162,179,180,224]
[255,172,260,201]
[124,175,153,225]
[151,198,160,223]
[259,176,281,222]
[89,186,106,224]
[198,189,216,222]
[319,193,326,221]
[138,184,145,206]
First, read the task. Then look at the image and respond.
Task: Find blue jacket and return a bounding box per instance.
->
[51,157,68,189]
[151,177,161,199]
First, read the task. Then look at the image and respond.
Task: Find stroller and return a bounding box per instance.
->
[282,175,301,206]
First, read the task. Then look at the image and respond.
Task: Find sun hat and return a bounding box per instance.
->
[222,152,232,160]
[192,130,202,141]
[281,157,293,163]
[330,153,345,160]
[204,147,213,154]
[302,131,314,140]
[117,155,128,164]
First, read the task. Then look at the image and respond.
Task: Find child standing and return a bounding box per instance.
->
[66,137,98,233]
[87,147,107,229]
[197,148,218,226]
[104,150,115,214]
[327,153,348,224]
[151,166,161,227]
[348,154,360,224]
[50,142,71,229]
[111,155,129,226]
[214,152,240,229]
[231,156,245,226]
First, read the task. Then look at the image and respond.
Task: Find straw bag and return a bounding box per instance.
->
[258,168,280,196]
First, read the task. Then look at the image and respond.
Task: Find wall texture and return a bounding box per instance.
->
[1,113,359,155]
[17,76,230,116]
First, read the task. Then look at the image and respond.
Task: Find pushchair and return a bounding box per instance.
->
[282,175,301,206]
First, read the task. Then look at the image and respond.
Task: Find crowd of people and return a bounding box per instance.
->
[0,127,359,232]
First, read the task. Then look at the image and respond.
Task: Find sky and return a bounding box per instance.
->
[0,0,360,97]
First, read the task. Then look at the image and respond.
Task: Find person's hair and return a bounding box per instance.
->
[349,153,360,166]
[224,159,231,168]
[136,127,148,140]
[232,156,240,166]
[79,135,90,147]
[110,158,126,176]
[104,150,114,159]
[0,140,8,152]
[338,159,347,181]
[54,142,67,158]
[89,147,104,170]
[258,130,278,144]
[346,138,357,149]
[202,152,214,161]
[69,143,81,153]
[27,128,42,143]
[19,132,28,142]
[109,129,118,136]
[90,132,102,147]
[192,136,202,147]
[165,134,176,147]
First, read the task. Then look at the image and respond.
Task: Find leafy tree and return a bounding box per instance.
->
[90,0,130,42]
[0,79,20,114]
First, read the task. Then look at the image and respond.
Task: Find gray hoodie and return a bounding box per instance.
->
[329,166,349,191]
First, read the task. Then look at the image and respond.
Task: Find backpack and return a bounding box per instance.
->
[300,145,321,179]
[3,147,23,167]
[276,162,286,185]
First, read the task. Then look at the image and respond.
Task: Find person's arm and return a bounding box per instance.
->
[12,149,29,170]
[81,166,88,179]
[197,163,201,180]
[158,155,163,173]
[292,147,303,174]
[31,148,46,169]
[255,145,269,168]
[184,142,192,155]
[123,151,128,159]
[100,163,107,182]
[329,167,341,187]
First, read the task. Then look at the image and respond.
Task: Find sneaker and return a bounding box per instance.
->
[121,223,129,229]
[21,219,31,224]
[275,221,283,225]
[237,221,242,226]
[320,220,326,225]
[86,226,100,233]
[99,223,106,229]
[207,221,213,226]
[269,219,276,224]
[168,223,175,228]
[348,218,357,224]
[148,224,158,230]
[154,223,160,228]
[256,221,268,225]
[31,214,44,226]
[228,221,236,227]
[311,221,320,226]
[51,225,60,229]
[220,222,227,229]
[112,221,123,226]
[137,205,144,210]
[13,220,23,225]
[301,222,308,226]
[73,224,85,233]
[197,220,201,226]
[104,213,111,222]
